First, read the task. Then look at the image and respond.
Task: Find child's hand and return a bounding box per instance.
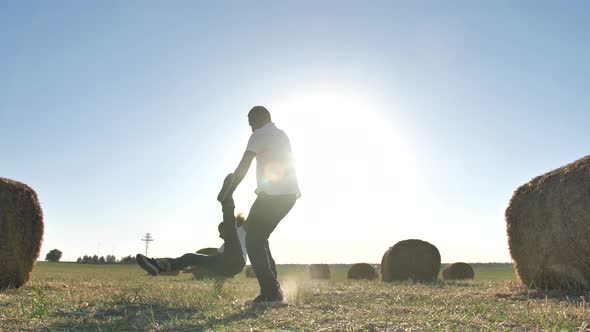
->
[217,173,235,203]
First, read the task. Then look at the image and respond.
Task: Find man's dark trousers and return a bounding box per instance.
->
[246,194,297,296]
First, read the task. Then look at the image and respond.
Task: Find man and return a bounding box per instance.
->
[218,106,300,304]
[137,174,246,277]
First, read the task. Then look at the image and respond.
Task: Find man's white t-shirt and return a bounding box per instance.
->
[218,225,248,263]
[245,122,301,197]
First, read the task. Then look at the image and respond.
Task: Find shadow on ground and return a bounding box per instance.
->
[48,302,272,331]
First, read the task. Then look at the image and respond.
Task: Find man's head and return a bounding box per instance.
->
[248,106,271,132]
[218,213,247,240]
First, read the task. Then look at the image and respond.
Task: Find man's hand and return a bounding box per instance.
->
[232,151,255,188]
[218,151,255,202]
[217,173,236,203]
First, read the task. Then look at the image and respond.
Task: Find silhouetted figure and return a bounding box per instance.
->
[218,106,300,304]
[137,174,246,277]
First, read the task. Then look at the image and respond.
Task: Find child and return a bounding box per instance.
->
[137,174,246,277]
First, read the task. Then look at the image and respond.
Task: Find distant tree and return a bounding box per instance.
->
[99,256,106,264]
[119,255,137,264]
[82,255,91,263]
[45,249,63,262]
[106,255,117,264]
[91,255,99,264]
[76,257,82,263]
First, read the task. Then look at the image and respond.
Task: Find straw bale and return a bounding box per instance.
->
[196,247,221,256]
[347,263,378,281]
[443,262,474,280]
[0,178,44,289]
[506,154,590,291]
[381,239,440,282]
[309,264,331,279]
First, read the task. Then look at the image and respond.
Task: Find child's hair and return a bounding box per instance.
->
[218,212,247,234]
[236,212,246,227]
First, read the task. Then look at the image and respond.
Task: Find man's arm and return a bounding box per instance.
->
[217,151,255,203]
[232,151,255,190]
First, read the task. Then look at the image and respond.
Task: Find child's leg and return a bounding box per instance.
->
[169,253,222,271]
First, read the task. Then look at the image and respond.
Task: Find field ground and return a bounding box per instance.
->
[1,262,589,331]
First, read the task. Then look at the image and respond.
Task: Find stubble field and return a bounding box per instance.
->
[1,262,589,331]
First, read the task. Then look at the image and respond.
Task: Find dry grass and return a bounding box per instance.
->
[0,263,589,331]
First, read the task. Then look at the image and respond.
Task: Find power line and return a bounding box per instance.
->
[141,233,155,256]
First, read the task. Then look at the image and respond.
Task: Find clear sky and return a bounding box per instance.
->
[1,1,589,263]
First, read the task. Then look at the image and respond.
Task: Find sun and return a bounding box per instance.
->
[269,90,420,227]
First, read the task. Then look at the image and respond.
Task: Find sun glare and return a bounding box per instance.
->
[271,91,420,229]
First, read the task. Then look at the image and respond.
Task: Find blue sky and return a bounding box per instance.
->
[1,1,589,263]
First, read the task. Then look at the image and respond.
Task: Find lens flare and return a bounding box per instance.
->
[263,161,285,183]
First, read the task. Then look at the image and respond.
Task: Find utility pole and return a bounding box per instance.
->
[141,233,154,256]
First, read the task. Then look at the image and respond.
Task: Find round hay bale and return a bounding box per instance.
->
[244,266,256,278]
[191,247,221,280]
[196,247,221,256]
[506,154,590,291]
[347,263,378,281]
[443,262,474,280]
[381,239,440,282]
[309,264,331,279]
[0,178,44,290]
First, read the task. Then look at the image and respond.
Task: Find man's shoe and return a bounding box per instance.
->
[136,254,160,276]
[250,290,284,305]
[217,173,235,203]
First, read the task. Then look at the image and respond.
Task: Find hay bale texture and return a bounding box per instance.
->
[244,266,256,278]
[443,262,474,280]
[0,177,44,289]
[347,263,378,281]
[506,154,590,291]
[196,247,221,256]
[381,239,440,282]
[309,264,331,279]
[190,247,221,280]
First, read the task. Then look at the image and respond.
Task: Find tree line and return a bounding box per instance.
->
[44,249,137,264]
[76,254,137,264]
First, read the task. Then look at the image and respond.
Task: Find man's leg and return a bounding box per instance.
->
[266,240,277,278]
[246,195,296,300]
